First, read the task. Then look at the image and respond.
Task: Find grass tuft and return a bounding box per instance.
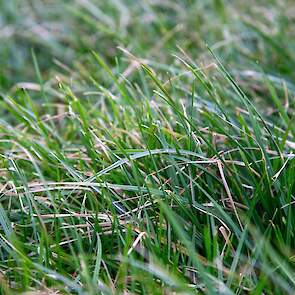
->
[1,0,295,294]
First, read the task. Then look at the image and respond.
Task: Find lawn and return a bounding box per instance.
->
[0,0,295,294]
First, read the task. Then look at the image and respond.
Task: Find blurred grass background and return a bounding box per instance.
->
[1,0,295,91]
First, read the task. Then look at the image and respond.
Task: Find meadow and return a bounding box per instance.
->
[0,1,295,294]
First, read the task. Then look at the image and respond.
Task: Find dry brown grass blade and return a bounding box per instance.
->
[217,160,243,230]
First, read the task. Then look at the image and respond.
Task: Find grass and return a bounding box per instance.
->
[0,0,295,294]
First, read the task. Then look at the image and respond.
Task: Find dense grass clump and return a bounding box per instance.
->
[0,1,295,294]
